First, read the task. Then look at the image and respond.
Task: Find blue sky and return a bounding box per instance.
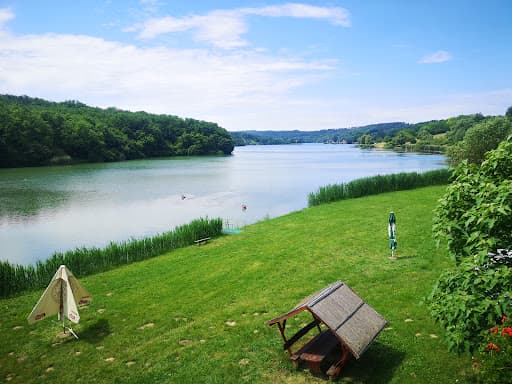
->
[0,0,511,131]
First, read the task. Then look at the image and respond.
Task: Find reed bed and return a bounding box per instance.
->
[308,169,451,207]
[0,217,223,298]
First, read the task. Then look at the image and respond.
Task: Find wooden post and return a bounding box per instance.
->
[277,321,292,356]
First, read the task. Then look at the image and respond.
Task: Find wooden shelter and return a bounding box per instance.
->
[266,281,387,378]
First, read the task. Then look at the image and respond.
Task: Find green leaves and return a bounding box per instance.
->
[430,137,512,353]
[427,255,512,353]
[433,136,512,264]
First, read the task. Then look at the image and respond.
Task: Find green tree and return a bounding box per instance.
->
[506,105,512,119]
[445,113,485,144]
[447,117,512,166]
[358,134,373,145]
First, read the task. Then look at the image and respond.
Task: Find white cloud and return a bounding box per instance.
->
[418,50,452,64]
[241,3,350,26]
[0,8,14,28]
[134,11,249,49]
[0,28,336,130]
[129,3,350,48]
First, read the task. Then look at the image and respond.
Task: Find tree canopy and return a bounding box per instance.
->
[0,95,234,168]
[446,117,512,166]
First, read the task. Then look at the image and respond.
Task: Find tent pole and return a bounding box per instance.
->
[60,279,65,334]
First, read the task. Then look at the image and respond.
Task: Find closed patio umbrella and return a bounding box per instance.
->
[388,211,397,258]
[27,265,92,338]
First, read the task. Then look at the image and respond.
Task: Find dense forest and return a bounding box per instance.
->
[0,95,234,168]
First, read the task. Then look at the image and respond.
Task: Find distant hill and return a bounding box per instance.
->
[230,122,410,145]
[0,95,234,168]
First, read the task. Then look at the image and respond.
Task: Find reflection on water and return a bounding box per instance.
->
[0,144,447,265]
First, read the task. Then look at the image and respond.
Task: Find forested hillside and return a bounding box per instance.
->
[231,122,409,145]
[0,95,234,168]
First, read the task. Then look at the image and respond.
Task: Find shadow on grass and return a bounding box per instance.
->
[394,255,416,260]
[334,342,405,383]
[79,318,111,344]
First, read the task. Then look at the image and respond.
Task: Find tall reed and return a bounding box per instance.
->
[308,169,451,207]
[0,217,223,298]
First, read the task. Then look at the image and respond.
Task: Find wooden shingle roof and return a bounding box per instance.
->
[266,281,387,359]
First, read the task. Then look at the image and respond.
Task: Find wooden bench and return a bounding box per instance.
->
[194,237,211,245]
[291,329,343,372]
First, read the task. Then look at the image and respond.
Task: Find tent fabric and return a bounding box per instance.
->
[266,281,387,359]
[27,265,92,324]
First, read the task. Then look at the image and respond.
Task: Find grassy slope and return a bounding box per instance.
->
[0,186,472,383]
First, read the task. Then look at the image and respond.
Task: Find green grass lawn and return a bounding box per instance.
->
[0,186,473,383]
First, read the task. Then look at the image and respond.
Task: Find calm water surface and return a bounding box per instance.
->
[0,144,446,265]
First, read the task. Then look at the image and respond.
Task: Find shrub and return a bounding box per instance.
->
[476,316,512,384]
[427,250,512,353]
[433,136,512,264]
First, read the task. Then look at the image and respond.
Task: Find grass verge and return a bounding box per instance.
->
[0,186,472,383]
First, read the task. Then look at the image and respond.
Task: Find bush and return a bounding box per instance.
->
[476,316,512,384]
[433,136,512,264]
[427,249,512,353]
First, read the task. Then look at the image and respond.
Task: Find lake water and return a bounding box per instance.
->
[0,144,447,265]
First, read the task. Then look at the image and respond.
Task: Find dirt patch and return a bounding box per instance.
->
[137,322,154,330]
[179,339,193,346]
[239,358,250,366]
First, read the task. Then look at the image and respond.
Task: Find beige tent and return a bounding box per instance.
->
[27,265,92,337]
